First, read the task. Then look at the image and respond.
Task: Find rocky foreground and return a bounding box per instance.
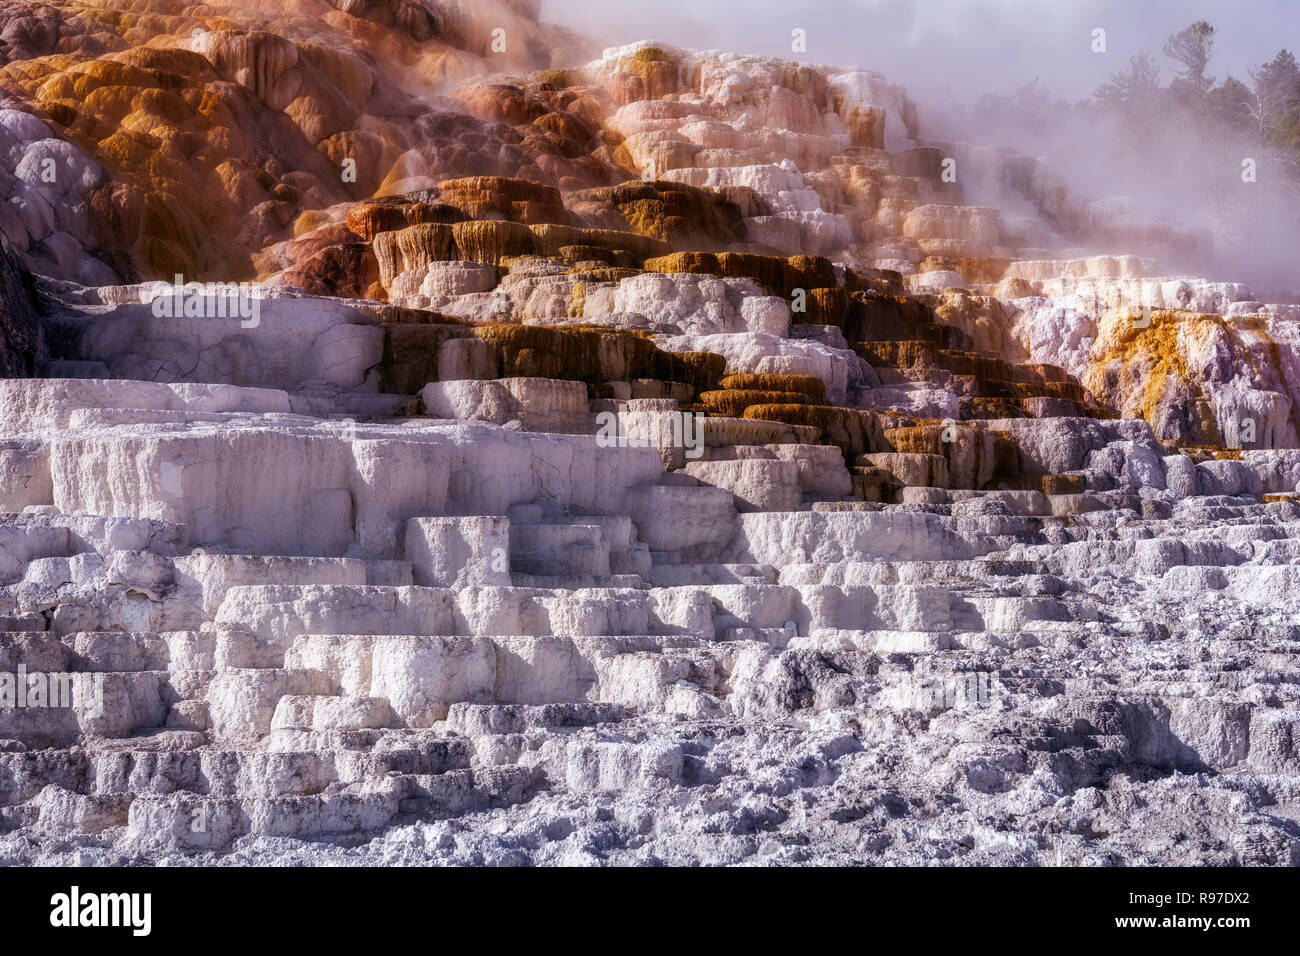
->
[0,1,1298,865]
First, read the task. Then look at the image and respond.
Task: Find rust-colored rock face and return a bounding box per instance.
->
[2,2,1289,460]
[0,0,599,282]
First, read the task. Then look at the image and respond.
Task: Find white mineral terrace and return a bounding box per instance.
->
[0,3,1297,866]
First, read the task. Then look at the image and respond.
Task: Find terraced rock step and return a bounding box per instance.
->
[0,0,1298,866]
[4,371,1300,863]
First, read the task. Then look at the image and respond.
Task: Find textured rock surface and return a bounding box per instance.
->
[0,1,1298,867]
[0,236,42,376]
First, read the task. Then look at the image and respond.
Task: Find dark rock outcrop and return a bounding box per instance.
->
[0,236,43,377]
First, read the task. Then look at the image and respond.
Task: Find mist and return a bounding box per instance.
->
[542,0,1300,297]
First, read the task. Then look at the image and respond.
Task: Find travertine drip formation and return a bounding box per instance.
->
[0,1,1298,865]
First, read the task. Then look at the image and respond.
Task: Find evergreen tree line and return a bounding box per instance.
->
[1095,21,1300,182]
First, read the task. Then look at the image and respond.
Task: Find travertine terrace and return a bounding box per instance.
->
[0,0,1298,866]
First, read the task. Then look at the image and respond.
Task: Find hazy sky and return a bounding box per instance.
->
[542,0,1297,105]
